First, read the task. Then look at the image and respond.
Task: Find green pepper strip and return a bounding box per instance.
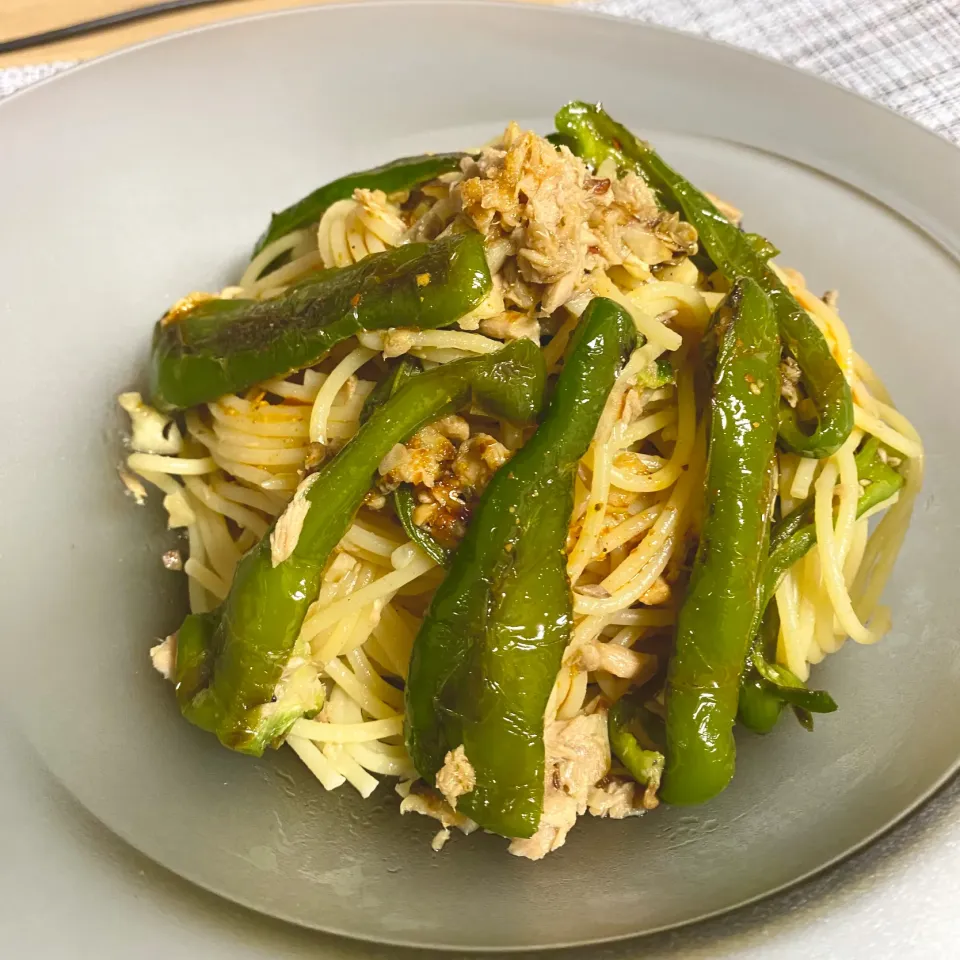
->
[252,153,466,257]
[360,358,454,565]
[737,438,904,732]
[743,233,780,261]
[360,358,453,566]
[360,356,422,423]
[660,278,781,806]
[173,339,546,756]
[738,607,839,735]
[737,605,789,734]
[393,484,452,568]
[405,297,638,839]
[555,101,854,459]
[763,438,904,607]
[753,653,838,713]
[150,231,490,411]
[794,707,816,732]
[608,693,666,792]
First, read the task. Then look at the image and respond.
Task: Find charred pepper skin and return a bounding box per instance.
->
[555,101,853,460]
[405,297,638,840]
[174,339,546,756]
[252,153,467,256]
[660,278,781,806]
[150,232,491,411]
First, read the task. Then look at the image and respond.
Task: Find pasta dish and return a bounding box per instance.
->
[118,103,923,859]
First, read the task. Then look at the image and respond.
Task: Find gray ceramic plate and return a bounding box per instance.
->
[1,1,958,952]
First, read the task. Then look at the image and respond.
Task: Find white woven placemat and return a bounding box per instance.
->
[2,1,958,144]
[585,0,959,143]
[0,61,76,98]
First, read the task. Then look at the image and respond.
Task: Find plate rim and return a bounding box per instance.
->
[1,1,958,950]
[1,0,957,166]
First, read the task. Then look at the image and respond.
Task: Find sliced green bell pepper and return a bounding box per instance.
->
[151,231,490,411]
[405,296,638,839]
[661,278,781,805]
[174,339,546,756]
[252,152,466,256]
[360,356,422,423]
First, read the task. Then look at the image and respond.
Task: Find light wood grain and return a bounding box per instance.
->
[1,0,564,67]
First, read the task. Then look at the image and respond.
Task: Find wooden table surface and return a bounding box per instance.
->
[1,0,562,67]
